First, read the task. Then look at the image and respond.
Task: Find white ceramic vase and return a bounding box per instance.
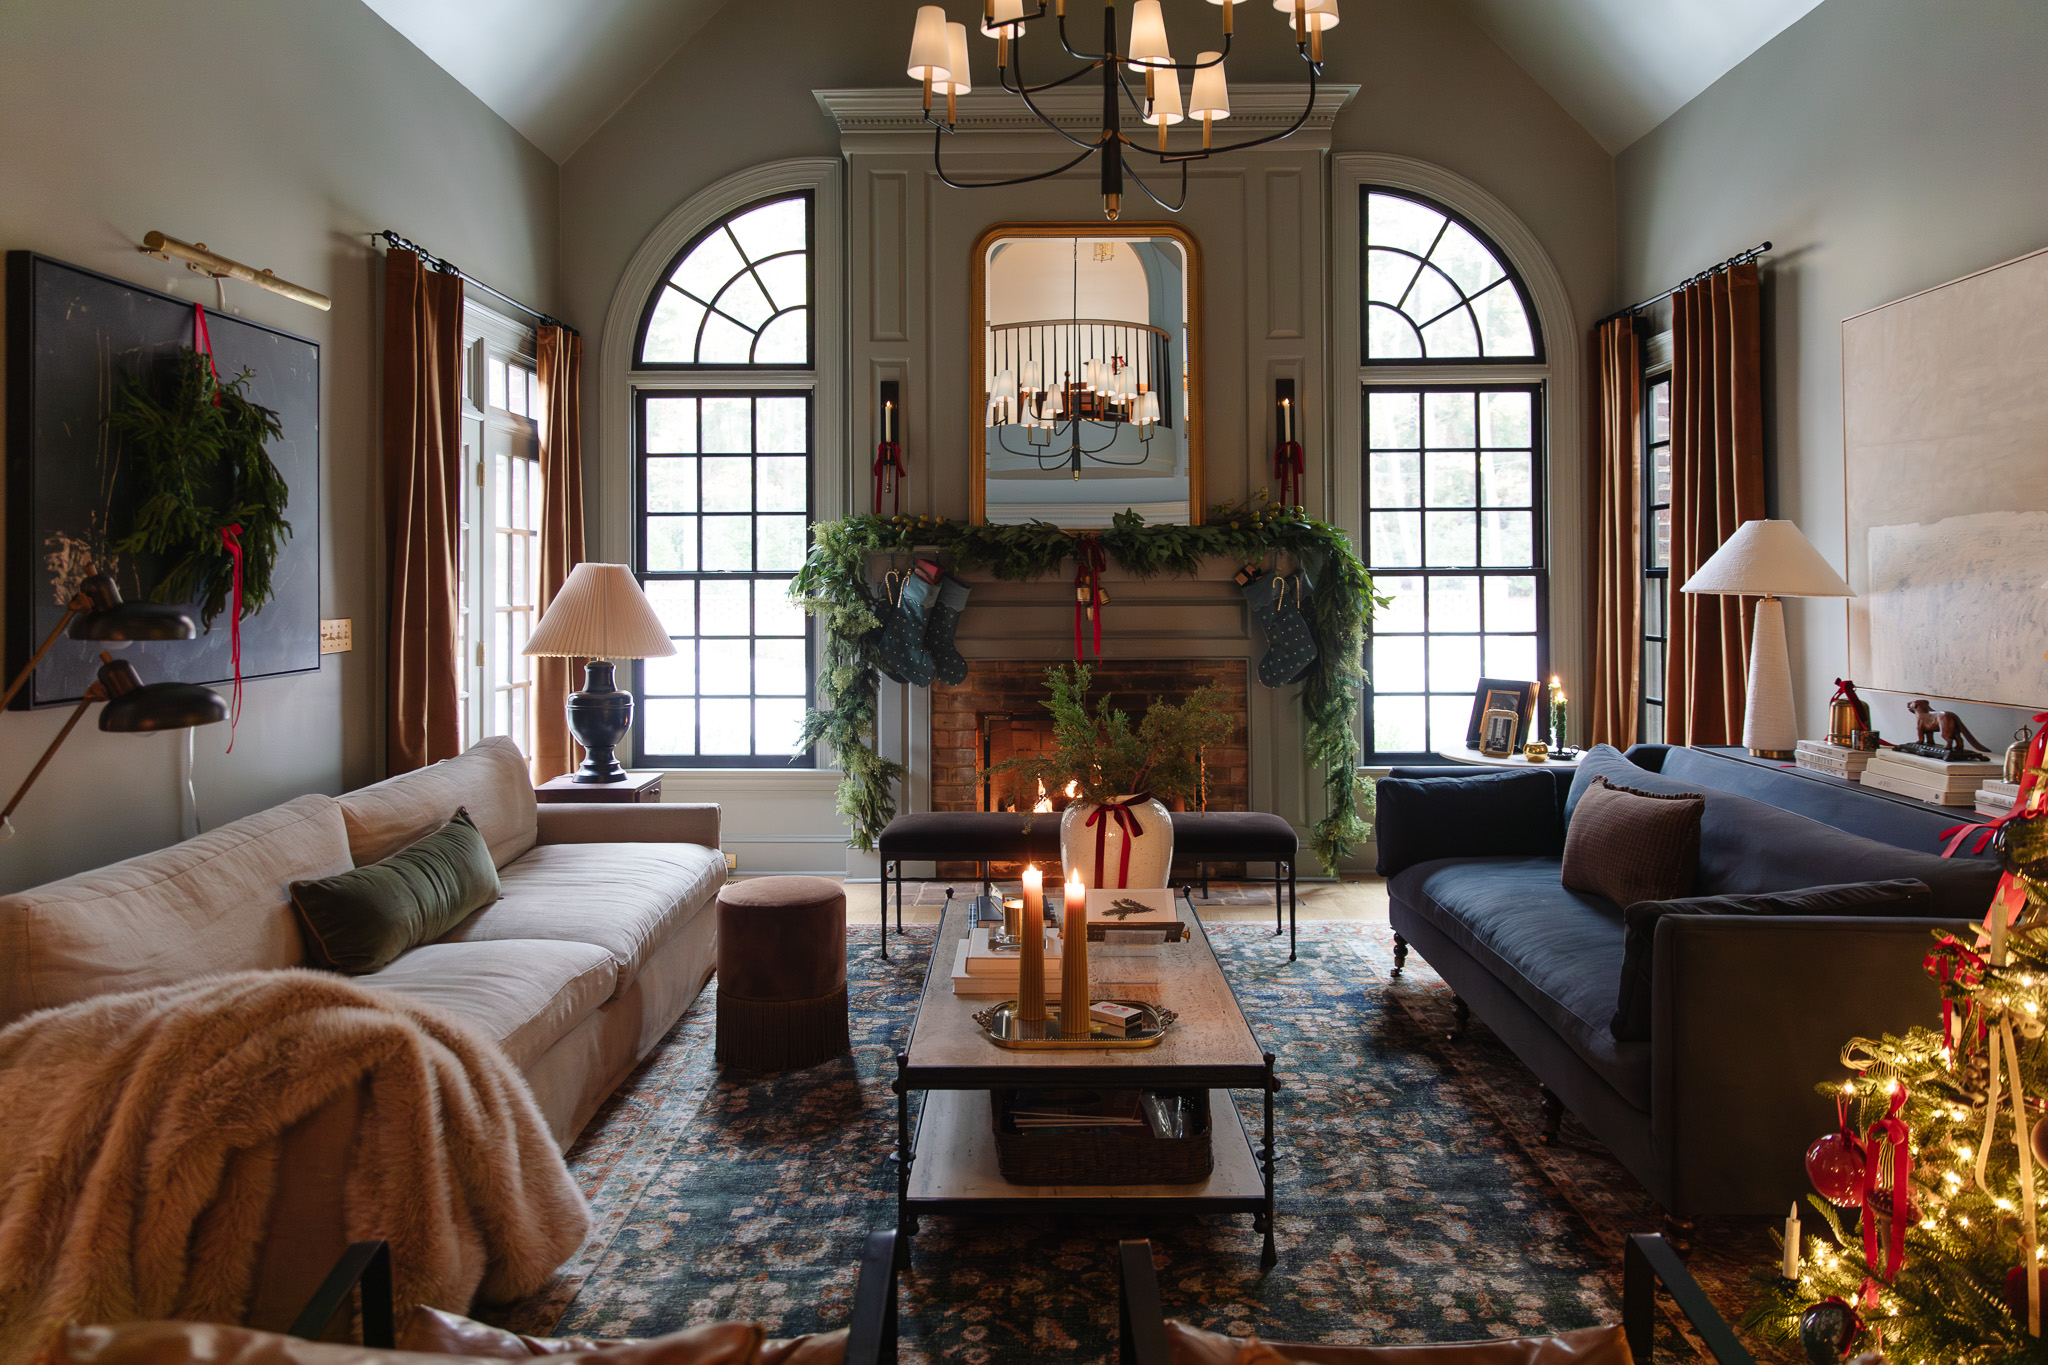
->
[1059,794,1175,890]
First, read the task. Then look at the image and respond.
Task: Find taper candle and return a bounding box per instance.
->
[1781,1201,1801,1279]
[1018,886,1046,1025]
[1061,871,1089,1038]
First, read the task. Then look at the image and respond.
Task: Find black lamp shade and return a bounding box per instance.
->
[97,681,228,732]
[66,574,197,642]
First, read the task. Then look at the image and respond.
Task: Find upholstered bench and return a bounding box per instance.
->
[872,810,1299,959]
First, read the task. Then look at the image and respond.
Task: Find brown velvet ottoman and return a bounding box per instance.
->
[715,875,851,1071]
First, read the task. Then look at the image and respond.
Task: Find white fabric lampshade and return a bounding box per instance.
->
[983,0,1026,37]
[524,563,677,660]
[1679,519,1852,598]
[938,21,973,95]
[1189,52,1231,120]
[1272,0,1339,30]
[1144,68,1185,124]
[1126,0,1172,67]
[906,5,952,82]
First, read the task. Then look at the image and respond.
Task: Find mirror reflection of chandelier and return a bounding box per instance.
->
[986,240,1170,477]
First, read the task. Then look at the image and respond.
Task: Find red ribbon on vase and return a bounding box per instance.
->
[193,303,222,403]
[872,441,906,515]
[219,523,244,748]
[1858,1082,1914,1282]
[1072,536,1107,661]
[1274,439,1304,508]
[1085,793,1154,889]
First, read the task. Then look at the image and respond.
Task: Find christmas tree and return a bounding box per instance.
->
[1749,717,2048,1364]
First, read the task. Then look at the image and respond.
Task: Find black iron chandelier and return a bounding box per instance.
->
[906,0,1337,220]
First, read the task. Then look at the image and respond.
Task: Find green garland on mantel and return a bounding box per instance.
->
[791,493,1390,873]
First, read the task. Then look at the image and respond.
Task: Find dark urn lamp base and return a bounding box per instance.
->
[567,659,633,783]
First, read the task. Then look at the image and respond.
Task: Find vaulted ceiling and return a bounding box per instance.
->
[360,0,1828,163]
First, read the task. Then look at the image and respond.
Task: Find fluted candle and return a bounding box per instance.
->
[1019,866,1046,1024]
[1061,871,1089,1038]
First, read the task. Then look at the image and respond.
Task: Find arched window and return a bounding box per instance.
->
[630,190,817,766]
[636,193,813,367]
[1358,187,1548,762]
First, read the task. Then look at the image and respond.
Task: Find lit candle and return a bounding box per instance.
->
[1782,1201,1801,1280]
[884,398,894,443]
[1018,867,1046,1025]
[1280,395,1292,444]
[1061,871,1089,1038]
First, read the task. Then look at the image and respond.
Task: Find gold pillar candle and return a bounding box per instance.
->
[1002,896,1023,939]
[1061,871,1090,1038]
[1018,867,1046,1023]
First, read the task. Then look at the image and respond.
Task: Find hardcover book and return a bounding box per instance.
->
[1861,766,1980,806]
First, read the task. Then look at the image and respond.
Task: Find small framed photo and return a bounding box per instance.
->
[1479,707,1521,758]
[1466,678,1539,750]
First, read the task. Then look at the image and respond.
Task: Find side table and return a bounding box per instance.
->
[1434,745,1581,770]
[535,771,664,804]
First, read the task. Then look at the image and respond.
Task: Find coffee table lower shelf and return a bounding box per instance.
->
[900,1088,1274,1263]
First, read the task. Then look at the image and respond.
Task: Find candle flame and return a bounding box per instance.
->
[1063,780,1079,798]
[1033,779,1052,814]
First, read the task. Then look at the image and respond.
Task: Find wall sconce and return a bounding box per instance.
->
[874,379,906,516]
[1273,378,1304,508]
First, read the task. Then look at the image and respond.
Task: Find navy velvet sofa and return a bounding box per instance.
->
[1376,744,2000,1219]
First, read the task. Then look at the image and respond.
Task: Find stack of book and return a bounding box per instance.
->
[1795,740,1873,782]
[1977,779,2022,818]
[950,926,1061,998]
[1861,749,2004,806]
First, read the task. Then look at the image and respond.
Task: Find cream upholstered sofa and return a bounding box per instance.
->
[0,736,724,1324]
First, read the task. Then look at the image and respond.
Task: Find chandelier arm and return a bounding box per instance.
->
[1140,57,1323,161]
[1005,36,1109,150]
[930,126,1099,189]
[1001,55,1108,97]
[1053,5,1113,62]
[1122,158,1191,214]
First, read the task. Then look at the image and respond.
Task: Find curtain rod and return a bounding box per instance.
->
[375,230,578,336]
[1599,241,1772,327]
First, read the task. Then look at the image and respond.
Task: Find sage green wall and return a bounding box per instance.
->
[1616,0,2048,738]
[0,0,557,890]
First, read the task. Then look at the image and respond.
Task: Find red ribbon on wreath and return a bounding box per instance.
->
[193,303,222,404]
[872,441,906,515]
[219,523,245,748]
[1274,439,1304,508]
[1858,1082,1913,1283]
[1941,708,2048,857]
[1085,792,1154,889]
[1072,536,1107,661]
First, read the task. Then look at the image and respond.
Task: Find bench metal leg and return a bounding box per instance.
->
[894,862,905,935]
[1273,861,1284,938]
[1286,859,1297,961]
[879,863,890,961]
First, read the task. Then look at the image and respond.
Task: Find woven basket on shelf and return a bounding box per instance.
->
[990,1087,1213,1186]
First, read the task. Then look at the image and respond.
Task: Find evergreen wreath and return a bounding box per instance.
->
[791,493,1389,872]
[110,348,292,629]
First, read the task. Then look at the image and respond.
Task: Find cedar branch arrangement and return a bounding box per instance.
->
[982,662,1234,812]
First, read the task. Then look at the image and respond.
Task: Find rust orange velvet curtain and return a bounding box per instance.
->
[531,325,586,784]
[1665,261,1766,746]
[382,248,465,775]
[1588,317,1641,750]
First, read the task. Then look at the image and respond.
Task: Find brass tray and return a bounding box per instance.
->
[970,999,1178,1050]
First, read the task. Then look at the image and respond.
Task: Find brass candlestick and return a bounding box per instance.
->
[1060,879,1090,1039]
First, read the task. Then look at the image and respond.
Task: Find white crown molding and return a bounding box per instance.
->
[814,83,1357,151]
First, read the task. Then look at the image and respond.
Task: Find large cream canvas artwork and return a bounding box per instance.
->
[1843,246,2048,709]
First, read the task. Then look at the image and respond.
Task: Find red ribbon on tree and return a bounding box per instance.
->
[1072,536,1107,661]
[1274,439,1304,508]
[193,303,222,403]
[219,523,244,748]
[1940,709,2048,856]
[1859,1082,1914,1282]
[1085,793,1154,889]
[1925,934,1988,1051]
[872,441,906,515]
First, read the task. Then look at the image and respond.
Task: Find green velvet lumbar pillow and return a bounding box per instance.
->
[289,807,500,974]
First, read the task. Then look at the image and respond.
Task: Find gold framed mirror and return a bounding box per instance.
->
[970,222,1203,527]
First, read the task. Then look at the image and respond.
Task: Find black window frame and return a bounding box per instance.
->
[1360,186,1547,367]
[1640,371,1672,745]
[631,389,818,769]
[632,190,816,372]
[1360,381,1550,765]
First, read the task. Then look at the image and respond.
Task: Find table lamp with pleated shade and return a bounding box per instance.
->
[523,563,676,783]
[1680,519,1852,759]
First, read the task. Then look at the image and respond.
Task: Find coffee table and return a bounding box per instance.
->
[893,891,1279,1266]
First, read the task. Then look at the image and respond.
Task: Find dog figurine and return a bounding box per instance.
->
[1907,699,1990,759]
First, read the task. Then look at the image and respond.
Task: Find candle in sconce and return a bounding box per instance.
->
[1280,395,1292,444]
[1061,870,1089,1038]
[1781,1202,1802,1280]
[883,399,894,443]
[1019,865,1046,1024]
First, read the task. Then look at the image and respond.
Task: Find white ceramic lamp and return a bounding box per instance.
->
[1679,519,1852,758]
[524,562,677,783]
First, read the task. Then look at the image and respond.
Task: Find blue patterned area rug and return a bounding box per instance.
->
[488,920,1770,1362]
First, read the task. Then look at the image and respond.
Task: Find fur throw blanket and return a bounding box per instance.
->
[0,970,589,1361]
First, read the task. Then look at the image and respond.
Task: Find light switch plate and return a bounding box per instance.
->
[319,619,352,654]
[724,852,738,873]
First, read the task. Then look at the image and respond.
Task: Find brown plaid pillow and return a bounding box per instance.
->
[1560,776,1704,907]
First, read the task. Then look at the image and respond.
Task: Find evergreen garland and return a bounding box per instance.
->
[791,493,1389,871]
[110,349,291,629]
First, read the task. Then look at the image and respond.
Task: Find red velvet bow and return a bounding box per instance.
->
[220,523,244,749]
[872,442,906,515]
[1941,709,2048,857]
[1085,793,1154,889]
[1859,1082,1913,1282]
[1072,536,1107,661]
[1274,441,1304,508]
[1925,934,1988,1051]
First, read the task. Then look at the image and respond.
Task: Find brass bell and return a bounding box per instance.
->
[2007,726,2035,786]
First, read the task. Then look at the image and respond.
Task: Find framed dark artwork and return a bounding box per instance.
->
[1466,677,1539,749]
[5,253,320,707]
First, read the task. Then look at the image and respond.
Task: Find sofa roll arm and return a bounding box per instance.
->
[1652,914,1966,1215]
[536,802,720,849]
[1374,768,1569,878]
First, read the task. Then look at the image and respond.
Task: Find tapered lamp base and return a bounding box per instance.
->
[1742,596,1797,759]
